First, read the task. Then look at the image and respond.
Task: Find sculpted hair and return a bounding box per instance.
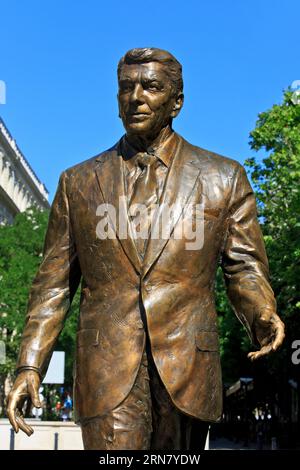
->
[118,47,183,95]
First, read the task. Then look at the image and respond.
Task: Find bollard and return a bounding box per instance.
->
[271,437,277,450]
[10,428,15,450]
[54,432,59,450]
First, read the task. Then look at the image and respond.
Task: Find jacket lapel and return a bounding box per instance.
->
[94,143,142,274]
[94,135,203,278]
[141,135,203,278]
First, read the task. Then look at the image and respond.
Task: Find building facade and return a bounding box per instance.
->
[0,118,49,224]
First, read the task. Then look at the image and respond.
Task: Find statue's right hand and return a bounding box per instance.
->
[7,370,41,436]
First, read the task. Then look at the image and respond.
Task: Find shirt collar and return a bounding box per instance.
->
[121,127,179,171]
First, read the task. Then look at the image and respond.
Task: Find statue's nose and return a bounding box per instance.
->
[130,83,145,103]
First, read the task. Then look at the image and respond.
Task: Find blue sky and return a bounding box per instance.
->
[1,0,299,201]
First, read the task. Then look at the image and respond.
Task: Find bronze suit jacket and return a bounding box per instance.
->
[16,133,276,423]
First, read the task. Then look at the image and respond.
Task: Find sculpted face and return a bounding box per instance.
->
[118,62,183,139]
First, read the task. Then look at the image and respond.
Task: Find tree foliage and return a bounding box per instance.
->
[0,208,79,414]
[217,89,300,387]
[0,209,49,377]
[246,90,300,323]
[246,89,300,379]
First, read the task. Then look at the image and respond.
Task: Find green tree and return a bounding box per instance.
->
[0,208,79,416]
[216,268,251,385]
[246,90,300,325]
[246,89,300,383]
[217,89,300,389]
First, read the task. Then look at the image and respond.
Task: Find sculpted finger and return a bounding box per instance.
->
[248,343,273,361]
[272,322,285,351]
[28,381,41,408]
[7,395,19,433]
[7,410,19,433]
[15,412,34,436]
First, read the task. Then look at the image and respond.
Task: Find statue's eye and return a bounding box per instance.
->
[120,81,134,92]
[145,81,162,91]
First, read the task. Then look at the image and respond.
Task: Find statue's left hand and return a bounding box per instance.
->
[248,312,285,361]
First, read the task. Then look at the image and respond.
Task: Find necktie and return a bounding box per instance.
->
[129,153,158,257]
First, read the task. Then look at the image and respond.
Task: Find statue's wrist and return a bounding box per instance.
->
[15,366,42,380]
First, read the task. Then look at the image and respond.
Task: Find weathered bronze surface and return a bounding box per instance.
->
[6,48,285,449]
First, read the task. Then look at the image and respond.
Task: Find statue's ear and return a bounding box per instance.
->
[171,92,184,118]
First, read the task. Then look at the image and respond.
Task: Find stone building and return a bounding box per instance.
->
[0,118,49,224]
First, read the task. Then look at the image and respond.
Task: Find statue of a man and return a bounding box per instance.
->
[7,48,285,450]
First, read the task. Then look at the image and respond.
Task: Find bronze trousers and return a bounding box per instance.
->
[80,337,209,450]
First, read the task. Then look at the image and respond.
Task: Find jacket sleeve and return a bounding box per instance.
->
[221,163,277,347]
[16,171,81,377]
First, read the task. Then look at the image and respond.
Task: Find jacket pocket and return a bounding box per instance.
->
[77,328,99,348]
[195,330,219,352]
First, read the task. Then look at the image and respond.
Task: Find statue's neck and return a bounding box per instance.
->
[126,124,173,152]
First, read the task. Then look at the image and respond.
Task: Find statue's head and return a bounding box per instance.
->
[117,47,184,139]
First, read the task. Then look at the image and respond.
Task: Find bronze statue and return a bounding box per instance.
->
[7,48,285,450]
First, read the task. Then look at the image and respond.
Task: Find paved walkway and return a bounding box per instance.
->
[209,437,267,450]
